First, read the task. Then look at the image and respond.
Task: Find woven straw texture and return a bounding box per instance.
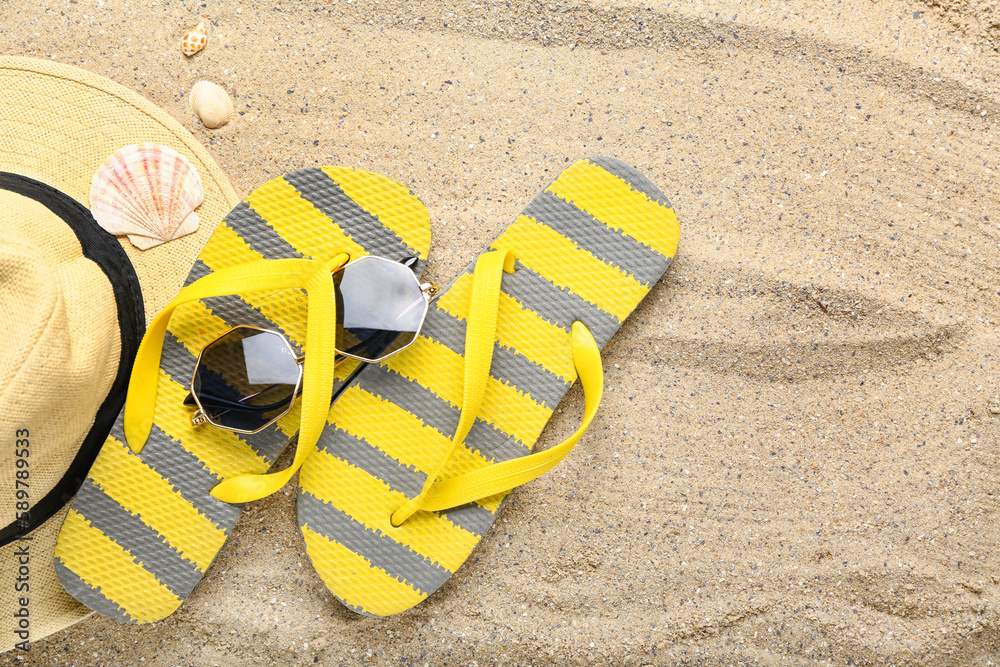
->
[55,167,432,624]
[0,56,238,652]
[0,56,239,321]
[297,157,680,616]
[0,192,120,532]
[0,194,117,652]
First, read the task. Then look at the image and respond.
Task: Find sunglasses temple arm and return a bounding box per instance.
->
[330,359,366,407]
[188,391,296,414]
[338,328,404,360]
[185,356,356,413]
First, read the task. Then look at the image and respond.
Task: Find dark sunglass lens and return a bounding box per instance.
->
[333,257,426,362]
[192,327,301,432]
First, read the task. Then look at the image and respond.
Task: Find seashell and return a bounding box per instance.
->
[90,144,204,250]
[181,22,207,57]
[189,80,236,129]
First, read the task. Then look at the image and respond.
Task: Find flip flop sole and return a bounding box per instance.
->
[54,167,432,623]
[298,157,679,616]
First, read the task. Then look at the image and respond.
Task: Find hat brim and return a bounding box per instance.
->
[0,56,239,319]
[0,57,239,652]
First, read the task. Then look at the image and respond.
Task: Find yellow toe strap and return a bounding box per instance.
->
[390,249,515,526]
[123,254,349,504]
[418,321,603,513]
[389,247,604,525]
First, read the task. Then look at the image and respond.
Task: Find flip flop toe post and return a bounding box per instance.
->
[298,157,679,616]
[54,167,431,623]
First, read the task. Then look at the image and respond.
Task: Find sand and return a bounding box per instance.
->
[2,0,1000,664]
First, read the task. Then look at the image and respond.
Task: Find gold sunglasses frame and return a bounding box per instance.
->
[189,325,303,435]
[188,255,435,435]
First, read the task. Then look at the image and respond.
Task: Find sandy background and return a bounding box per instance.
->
[3,0,1000,664]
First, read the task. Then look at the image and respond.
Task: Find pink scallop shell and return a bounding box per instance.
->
[90,144,204,250]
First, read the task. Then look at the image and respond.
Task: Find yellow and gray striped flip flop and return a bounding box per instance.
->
[297,157,679,615]
[53,167,432,623]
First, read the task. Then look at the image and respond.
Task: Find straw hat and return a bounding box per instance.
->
[0,57,238,651]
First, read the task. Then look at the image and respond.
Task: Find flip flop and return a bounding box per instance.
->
[54,166,432,623]
[297,156,679,615]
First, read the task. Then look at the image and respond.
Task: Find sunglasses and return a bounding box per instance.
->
[183,255,435,434]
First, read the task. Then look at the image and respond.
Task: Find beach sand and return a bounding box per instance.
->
[2,0,1000,663]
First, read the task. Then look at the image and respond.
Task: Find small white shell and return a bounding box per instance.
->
[181,22,207,57]
[189,81,235,129]
[90,144,204,250]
